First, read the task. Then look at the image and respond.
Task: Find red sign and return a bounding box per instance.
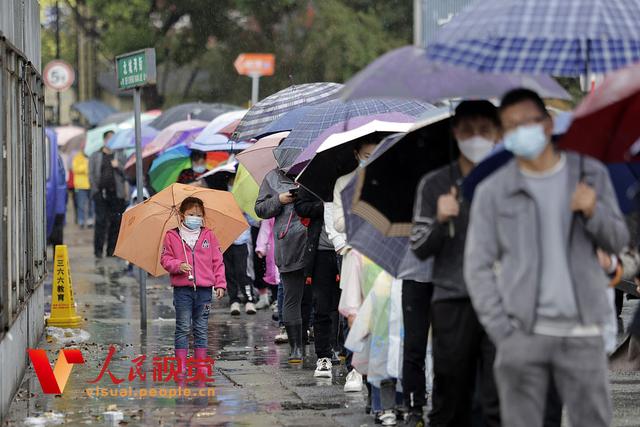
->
[43,60,75,92]
[234,53,275,77]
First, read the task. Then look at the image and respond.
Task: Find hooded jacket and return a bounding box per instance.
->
[160,228,227,289]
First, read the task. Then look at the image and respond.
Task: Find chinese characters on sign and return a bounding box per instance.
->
[115,49,157,90]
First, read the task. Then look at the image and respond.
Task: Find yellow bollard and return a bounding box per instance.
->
[46,245,82,328]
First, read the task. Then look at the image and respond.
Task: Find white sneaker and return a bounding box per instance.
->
[255,294,270,310]
[343,369,363,392]
[245,302,257,314]
[314,357,332,378]
[230,302,241,315]
[379,409,396,426]
[274,326,288,344]
[271,301,278,312]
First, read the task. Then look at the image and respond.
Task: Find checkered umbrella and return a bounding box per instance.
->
[340,171,413,277]
[274,99,434,172]
[232,82,343,142]
[426,0,640,76]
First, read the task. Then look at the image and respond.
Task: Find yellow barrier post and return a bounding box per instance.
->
[46,245,82,327]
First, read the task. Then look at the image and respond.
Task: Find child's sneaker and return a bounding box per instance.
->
[230,302,241,315]
[274,326,288,344]
[255,294,270,309]
[313,357,332,378]
[245,302,257,314]
[376,409,396,426]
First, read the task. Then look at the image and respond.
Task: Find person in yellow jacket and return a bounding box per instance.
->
[72,151,93,228]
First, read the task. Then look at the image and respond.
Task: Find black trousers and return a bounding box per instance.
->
[430,299,500,427]
[250,226,269,290]
[223,244,253,304]
[402,280,433,410]
[311,250,341,359]
[93,192,125,257]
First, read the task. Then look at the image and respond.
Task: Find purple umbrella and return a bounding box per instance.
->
[341,45,572,102]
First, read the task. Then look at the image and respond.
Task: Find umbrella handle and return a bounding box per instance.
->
[448,221,455,238]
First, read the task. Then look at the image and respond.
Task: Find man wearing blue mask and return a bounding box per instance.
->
[411,100,501,427]
[177,150,209,184]
[465,88,629,427]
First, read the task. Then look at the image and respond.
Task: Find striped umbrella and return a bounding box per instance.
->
[426,0,640,76]
[232,82,343,142]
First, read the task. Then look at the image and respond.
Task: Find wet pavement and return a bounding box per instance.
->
[5,221,640,426]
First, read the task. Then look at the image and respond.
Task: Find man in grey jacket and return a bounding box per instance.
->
[89,130,128,258]
[255,168,310,363]
[465,89,629,427]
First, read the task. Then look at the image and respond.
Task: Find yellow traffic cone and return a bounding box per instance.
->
[46,245,82,328]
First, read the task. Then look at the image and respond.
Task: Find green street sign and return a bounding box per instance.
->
[115,48,156,90]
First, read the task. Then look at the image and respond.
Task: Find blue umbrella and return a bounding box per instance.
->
[426,0,640,75]
[274,99,434,172]
[108,124,158,150]
[462,147,640,214]
[342,45,571,102]
[71,100,117,126]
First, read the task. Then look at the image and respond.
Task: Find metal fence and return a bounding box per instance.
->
[0,0,46,334]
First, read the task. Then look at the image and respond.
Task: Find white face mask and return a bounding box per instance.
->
[457,136,495,164]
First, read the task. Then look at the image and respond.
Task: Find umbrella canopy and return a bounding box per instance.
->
[230,164,261,221]
[113,183,249,276]
[193,110,248,146]
[71,100,117,126]
[290,112,417,175]
[559,61,640,163]
[236,132,288,185]
[86,111,161,156]
[254,105,316,139]
[149,103,240,130]
[342,45,571,102]
[296,117,416,201]
[55,126,85,147]
[124,120,208,173]
[425,0,640,75]
[340,171,414,277]
[98,111,133,127]
[148,143,232,192]
[232,82,343,142]
[108,124,159,151]
[350,108,453,236]
[275,99,434,172]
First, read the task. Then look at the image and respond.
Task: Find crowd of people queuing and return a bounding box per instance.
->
[76,87,640,427]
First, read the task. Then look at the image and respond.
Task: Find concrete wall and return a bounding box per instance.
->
[0,284,44,419]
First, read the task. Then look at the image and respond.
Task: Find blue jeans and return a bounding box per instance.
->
[75,189,93,225]
[173,286,213,349]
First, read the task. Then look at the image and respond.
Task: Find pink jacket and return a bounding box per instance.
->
[160,228,227,289]
[256,219,280,286]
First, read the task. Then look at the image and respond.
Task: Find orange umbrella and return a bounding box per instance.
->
[114,183,249,276]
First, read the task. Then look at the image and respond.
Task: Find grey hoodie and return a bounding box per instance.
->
[464,152,629,344]
[255,169,306,273]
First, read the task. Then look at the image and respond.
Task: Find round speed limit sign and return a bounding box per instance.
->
[44,60,75,92]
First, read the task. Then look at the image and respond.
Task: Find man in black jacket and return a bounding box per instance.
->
[294,187,340,379]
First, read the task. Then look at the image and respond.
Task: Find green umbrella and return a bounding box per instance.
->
[149,157,191,192]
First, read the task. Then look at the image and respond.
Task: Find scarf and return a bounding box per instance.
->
[179,223,201,250]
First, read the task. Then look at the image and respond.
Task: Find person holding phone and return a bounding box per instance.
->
[255,169,311,364]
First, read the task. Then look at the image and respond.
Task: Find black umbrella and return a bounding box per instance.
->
[350,108,453,237]
[149,103,241,130]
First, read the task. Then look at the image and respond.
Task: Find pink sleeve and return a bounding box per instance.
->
[211,234,227,290]
[256,218,274,254]
[160,232,183,274]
